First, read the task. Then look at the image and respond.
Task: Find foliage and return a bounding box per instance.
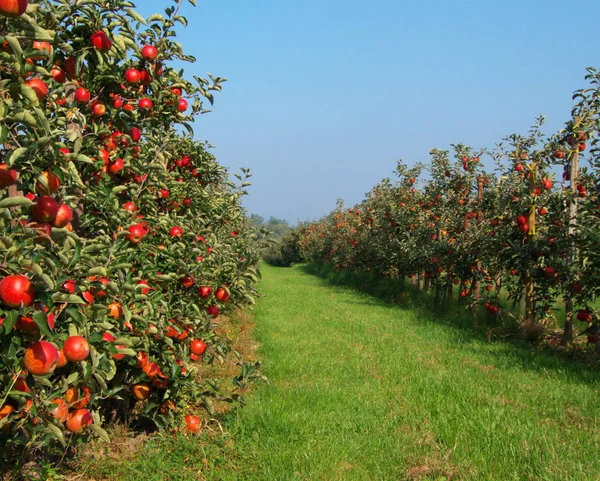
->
[0,0,260,465]
[283,68,600,347]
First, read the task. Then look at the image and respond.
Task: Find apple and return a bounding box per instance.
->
[51,203,72,228]
[129,127,142,142]
[169,226,183,237]
[91,101,106,117]
[177,98,188,112]
[215,287,229,302]
[141,45,158,60]
[0,0,28,17]
[124,68,141,83]
[66,409,93,433]
[127,224,147,243]
[576,310,593,323]
[190,339,206,356]
[206,305,219,318]
[35,171,60,195]
[123,201,137,212]
[185,414,201,433]
[90,30,112,51]
[63,336,90,362]
[32,195,59,222]
[25,78,49,100]
[0,164,18,189]
[541,179,553,190]
[23,341,59,376]
[50,66,66,83]
[62,279,76,294]
[74,87,90,103]
[108,158,124,175]
[138,98,153,110]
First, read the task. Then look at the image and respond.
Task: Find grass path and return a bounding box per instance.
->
[218,264,600,480]
[83,264,600,480]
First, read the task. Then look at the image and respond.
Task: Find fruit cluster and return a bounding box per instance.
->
[285,78,600,344]
[0,0,260,459]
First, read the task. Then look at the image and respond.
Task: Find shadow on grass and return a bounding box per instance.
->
[297,263,600,387]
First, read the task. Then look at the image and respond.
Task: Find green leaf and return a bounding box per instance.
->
[89,424,111,443]
[20,84,40,105]
[66,371,79,385]
[32,311,53,338]
[0,197,33,208]
[6,147,28,166]
[47,423,66,447]
[88,267,108,277]
[52,293,85,304]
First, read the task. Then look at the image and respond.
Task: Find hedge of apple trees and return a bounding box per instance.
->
[288,68,600,349]
[0,0,260,462]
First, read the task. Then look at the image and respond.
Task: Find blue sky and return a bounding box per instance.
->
[139,0,600,224]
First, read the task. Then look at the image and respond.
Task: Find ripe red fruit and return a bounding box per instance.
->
[0,165,18,189]
[50,66,66,83]
[63,336,90,362]
[537,207,548,216]
[91,102,106,117]
[185,414,201,433]
[183,198,192,207]
[576,310,593,323]
[554,150,565,159]
[66,409,93,433]
[52,204,73,228]
[141,45,158,60]
[123,201,137,212]
[516,215,527,226]
[170,87,182,97]
[108,158,124,175]
[0,0,28,17]
[124,68,141,83]
[23,341,59,376]
[518,224,529,233]
[177,98,188,112]
[541,179,553,190]
[90,30,112,51]
[578,143,586,152]
[0,275,35,308]
[127,224,147,243]
[102,332,116,343]
[25,78,49,101]
[138,98,153,110]
[206,305,220,318]
[198,286,212,299]
[35,171,60,195]
[169,226,183,237]
[190,339,207,356]
[543,267,557,278]
[160,189,170,199]
[132,383,151,401]
[32,195,59,222]
[215,287,230,302]
[49,398,68,423]
[129,127,142,142]
[515,163,523,172]
[74,87,90,103]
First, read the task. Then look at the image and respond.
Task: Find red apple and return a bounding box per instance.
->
[0,0,28,17]
[141,45,158,60]
[90,30,112,51]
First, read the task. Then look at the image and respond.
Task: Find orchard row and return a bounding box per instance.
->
[285,68,600,347]
[0,0,260,463]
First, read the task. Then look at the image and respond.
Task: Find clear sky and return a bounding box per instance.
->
[139,0,600,224]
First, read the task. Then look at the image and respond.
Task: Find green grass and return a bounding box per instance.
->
[81,263,600,480]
